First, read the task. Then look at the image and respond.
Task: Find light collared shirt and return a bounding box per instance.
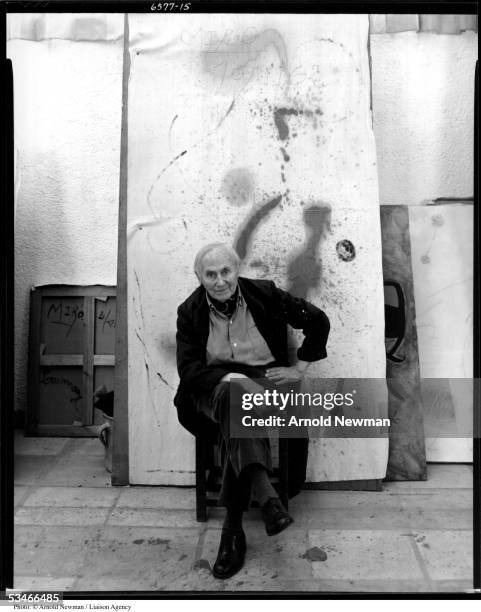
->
[205,288,274,366]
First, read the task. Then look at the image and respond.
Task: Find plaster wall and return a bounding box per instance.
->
[8,34,123,413]
[371,31,477,205]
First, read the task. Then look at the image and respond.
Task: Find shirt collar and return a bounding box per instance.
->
[206,286,243,315]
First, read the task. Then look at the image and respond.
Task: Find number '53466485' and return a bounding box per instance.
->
[7,592,60,602]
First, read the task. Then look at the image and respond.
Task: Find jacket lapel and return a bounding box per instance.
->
[191,288,210,352]
[239,278,278,355]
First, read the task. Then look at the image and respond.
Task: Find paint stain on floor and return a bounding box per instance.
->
[132,537,170,546]
[300,547,328,562]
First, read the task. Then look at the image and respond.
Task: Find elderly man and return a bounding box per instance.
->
[174,242,330,579]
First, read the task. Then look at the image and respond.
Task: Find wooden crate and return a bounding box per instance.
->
[27,285,116,436]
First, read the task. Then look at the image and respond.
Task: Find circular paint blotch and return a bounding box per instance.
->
[220,168,255,207]
[431,214,444,227]
[421,254,431,264]
[336,240,356,262]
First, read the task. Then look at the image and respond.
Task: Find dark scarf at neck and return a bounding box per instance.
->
[209,286,239,319]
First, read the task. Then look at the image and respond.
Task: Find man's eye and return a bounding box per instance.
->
[206,272,215,278]
[222,268,231,275]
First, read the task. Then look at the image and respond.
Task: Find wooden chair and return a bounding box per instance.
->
[195,435,289,522]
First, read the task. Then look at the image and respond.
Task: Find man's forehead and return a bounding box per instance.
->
[202,248,236,268]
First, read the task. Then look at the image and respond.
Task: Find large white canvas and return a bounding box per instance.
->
[409,204,473,462]
[126,14,388,484]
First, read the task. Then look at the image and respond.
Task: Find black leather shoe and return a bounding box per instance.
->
[261,497,294,536]
[212,530,246,579]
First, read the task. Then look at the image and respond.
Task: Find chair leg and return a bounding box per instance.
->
[195,436,207,522]
[278,438,289,511]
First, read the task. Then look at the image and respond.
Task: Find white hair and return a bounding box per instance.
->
[193,242,240,278]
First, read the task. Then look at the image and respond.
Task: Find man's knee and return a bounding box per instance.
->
[213,381,231,403]
[212,381,231,422]
[212,378,257,423]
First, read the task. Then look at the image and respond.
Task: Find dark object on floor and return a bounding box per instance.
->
[212,530,247,579]
[261,497,294,536]
[301,547,328,562]
[93,386,114,417]
[95,385,115,472]
[98,414,114,473]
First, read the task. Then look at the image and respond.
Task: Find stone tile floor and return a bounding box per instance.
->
[13,431,474,594]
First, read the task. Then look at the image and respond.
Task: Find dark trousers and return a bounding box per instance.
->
[197,381,272,511]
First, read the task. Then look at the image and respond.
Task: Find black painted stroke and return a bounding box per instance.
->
[233,194,283,259]
[384,280,406,364]
[286,204,331,299]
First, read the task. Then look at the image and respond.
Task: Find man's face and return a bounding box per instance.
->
[199,248,239,302]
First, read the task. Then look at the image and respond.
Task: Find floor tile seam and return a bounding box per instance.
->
[294,498,474,505]
[14,485,36,510]
[13,436,69,458]
[280,577,440,584]
[297,513,472,519]
[22,484,120,492]
[381,488,474,494]
[407,533,436,587]
[399,491,471,529]
[99,525,200,542]
[109,485,193,513]
[14,504,115,521]
[16,526,102,546]
[113,505,196,512]
[100,491,125,529]
[23,442,77,482]
[14,452,64,458]
[99,521,210,529]
[105,484,123,510]
[69,525,106,591]
[305,527,474,533]
[296,525,315,580]
[18,439,107,482]
[276,579,439,592]
[194,526,208,564]
[21,487,122,510]
[13,455,60,486]
[392,493,474,499]
[193,525,228,591]
[295,493,474,500]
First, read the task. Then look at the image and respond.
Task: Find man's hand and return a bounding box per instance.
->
[265,362,310,385]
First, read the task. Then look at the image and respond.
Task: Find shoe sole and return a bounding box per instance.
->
[266,516,294,537]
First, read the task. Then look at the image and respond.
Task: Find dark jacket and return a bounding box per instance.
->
[174,277,330,495]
